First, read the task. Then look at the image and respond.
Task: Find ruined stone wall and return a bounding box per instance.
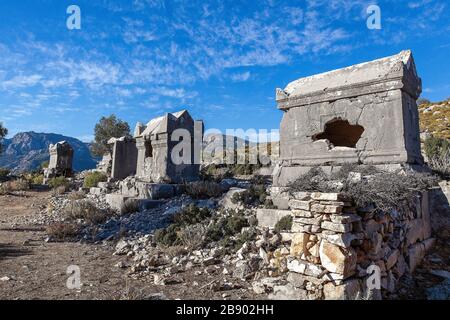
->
[278,191,434,299]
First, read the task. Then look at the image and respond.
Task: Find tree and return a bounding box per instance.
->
[91,115,131,157]
[0,122,8,155]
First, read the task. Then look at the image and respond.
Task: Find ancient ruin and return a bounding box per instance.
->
[274,50,424,187]
[43,141,74,183]
[134,110,204,184]
[97,110,204,210]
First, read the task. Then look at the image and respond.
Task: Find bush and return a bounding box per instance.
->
[40,161,49,169]
[185,181,223,199]
[424,136,450,178]
[64,200,108,225]
[52,185,69,196]
[120,199,140,215]
[83,171,107,188]
[172,204,211,227]
[153,205,211,247]
[0,179,30,195]
[274,215,293,233]
[48,176,70,189]
[204,211,249,245]
[31,174,44,185]
[153,225,180,247]
[178,223,207,249]
[0,168,10,178]
[46,223,79,241]
[231,184,268,207]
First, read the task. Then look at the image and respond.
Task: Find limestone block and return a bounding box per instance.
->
[406,219,425,246]
[320,232,361,248]
[290,233,309,257]
[319,240,357,278]
[311,193,343,201]
[106,194,132,211]
[311,203,343,214]
[321,221,352,233]
[269,284,308,300]
[287,258,324,277]
[408,243,425,272]
[330,213,361,224]
[289,199,312,210]
[291,209,314,218]
[385,249,400,270]
[323,279,362,300]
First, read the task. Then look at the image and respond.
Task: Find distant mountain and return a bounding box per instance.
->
[0,132,98,173]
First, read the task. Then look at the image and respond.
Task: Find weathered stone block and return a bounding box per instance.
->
[289,199,312,210]
[256,209,291,229]
[323,279,362,300]
[321,221,352,233]
[311,203,343,214]
[319,240,357,278]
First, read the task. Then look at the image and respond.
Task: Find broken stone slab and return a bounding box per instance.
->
[319,240,357,278]
[405,219,425,246]
[290,233,309,257]
[256,209,291,229]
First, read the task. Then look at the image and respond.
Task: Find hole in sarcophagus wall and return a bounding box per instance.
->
[312,119,364,148]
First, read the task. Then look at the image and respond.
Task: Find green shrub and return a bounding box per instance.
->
[204,211,249,245]
[231,184,268,207]
[153,225,180,247]
[0,168,10,178]
[83,171,108,188]
[48,176,70,189]
[274,215,293,233]
[424,136,450,178]
[40,161,49,169]
[172,204,211,227]
[153,205,211,247]
[31,174,44,185]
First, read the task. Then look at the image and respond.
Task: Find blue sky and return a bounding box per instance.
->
[0,0,449,142]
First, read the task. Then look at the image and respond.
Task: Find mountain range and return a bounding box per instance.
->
[0,132,98,173]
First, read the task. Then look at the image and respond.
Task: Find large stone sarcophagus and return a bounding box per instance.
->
[274,50,424,187]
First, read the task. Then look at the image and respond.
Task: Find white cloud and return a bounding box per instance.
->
[230,71,251,82]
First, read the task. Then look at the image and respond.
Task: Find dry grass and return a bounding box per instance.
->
[0,179,30,195]
[120,199,140,215]
[46,223,80,241]
[63,200,108,225]
[419,99,450,139]
[185,181,223,199]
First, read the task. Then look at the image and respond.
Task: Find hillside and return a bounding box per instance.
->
[0,132,98,173]
[419,99,450,139]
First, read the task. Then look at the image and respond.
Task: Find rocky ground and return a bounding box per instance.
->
[0,182,449,300]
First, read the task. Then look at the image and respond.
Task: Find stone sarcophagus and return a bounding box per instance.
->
[274,50,424,186]
[134,110,204,184]
[44,141,74,183]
